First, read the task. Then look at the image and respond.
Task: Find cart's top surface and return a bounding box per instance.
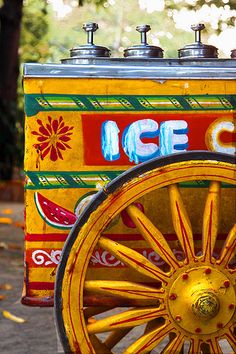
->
[23,59,236,79]
[24,21,236,80]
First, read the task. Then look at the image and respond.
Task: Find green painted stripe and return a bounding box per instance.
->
[25,171,235,190]
[25,171,123,189]
[24,94,236,117]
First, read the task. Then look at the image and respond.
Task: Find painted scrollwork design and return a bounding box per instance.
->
[142,250,163,266]
[32,249,62,266]
[90,250,124,267]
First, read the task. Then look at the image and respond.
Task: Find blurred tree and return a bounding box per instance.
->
[0,0,49,180]
[16,1,50,173]
[46,0,192,60]
[47,0,235,61]
[164,0,235,34]
[169,0,235,11]
[79,0,235,9]
[0,0,23,180]
[48,0,235,59]
[20,1,49,65]
[79,0,236,13]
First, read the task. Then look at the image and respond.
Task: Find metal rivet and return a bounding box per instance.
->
[224,280,230,288]
[195,327,202,333]
[229,304,235,310]
[182,273,188,280]
[175,315,182,322]
[169,293,177,300]
[205,268,211,274]
[217,322,224,329]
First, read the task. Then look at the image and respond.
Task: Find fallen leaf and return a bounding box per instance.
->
[0,217,13,224]
[1,209,13,215]
[2,310,25,323]
[0,294,5,301]
[0,283,13,290]
[0,242,8,250]
[8,243,22,251]
[14,221,24,230]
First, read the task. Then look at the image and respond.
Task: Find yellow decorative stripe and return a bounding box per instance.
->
[25,241,65,249]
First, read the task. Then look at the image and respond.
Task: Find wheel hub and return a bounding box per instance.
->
[192,291,220,320]
[168,266,235,335]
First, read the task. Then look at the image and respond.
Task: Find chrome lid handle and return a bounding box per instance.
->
[63,22,110,60]
[136,24,151,45]
[178,23,218,59]
[124,24,163,58]
[82,22,98,45]
[191,23,205,43]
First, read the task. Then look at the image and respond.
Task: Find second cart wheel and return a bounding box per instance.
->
[55,151,235,354]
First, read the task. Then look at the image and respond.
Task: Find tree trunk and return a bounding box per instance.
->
[0,0,23,180]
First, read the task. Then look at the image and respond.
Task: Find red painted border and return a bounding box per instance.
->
[27,282,55,290]
[25,233,68,242]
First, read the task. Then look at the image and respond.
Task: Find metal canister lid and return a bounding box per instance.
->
[231,49,236,58]
[62,22,110,62]
[178,24,218,59]
[124,25,163,59]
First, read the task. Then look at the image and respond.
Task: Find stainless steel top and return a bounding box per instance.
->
[124,24,163,59]
[27,22,235,79]
[24,59,236,79]
[62,22,110,61]
[178,24,218,59]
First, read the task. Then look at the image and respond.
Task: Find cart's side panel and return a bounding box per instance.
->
[22,77,236,306]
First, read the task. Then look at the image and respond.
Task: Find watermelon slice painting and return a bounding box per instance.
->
[34,192,77,229]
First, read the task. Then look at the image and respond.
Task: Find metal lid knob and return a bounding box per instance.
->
[191,23,205,43]
[124,24,163,59]
[137,24,151,45]
[178,23,218,59]
[82,22,98,45]
[231,49,236,58]
[62,22,110,62]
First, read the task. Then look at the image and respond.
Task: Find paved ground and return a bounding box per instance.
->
[0,202,58,354]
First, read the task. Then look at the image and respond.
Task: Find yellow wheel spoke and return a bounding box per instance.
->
[89,335,112,354]
[226,336,236,352]
[84,306,114,319]
[144,318,164,334]
[124,321,174,354]
[217,224,236,268]
[202,181,221,262]
[98,236,170,284]
[126,204,181,269]
[162,333,185,353]
[207,339,223,354]
[104,328,132,349]
[85,280,165,303]
[225,325,236,352]
[168,184,195,263]
[188,339,201,354]
[87,306,167,334]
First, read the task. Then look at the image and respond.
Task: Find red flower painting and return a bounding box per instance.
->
[32,116,73,161]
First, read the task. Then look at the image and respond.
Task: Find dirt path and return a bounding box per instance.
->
[0,202,58,354]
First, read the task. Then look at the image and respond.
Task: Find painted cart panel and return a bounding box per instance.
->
[22,76,236,306]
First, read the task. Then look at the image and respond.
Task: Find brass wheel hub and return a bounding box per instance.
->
[192,291,220,320]
[168,266,236,335]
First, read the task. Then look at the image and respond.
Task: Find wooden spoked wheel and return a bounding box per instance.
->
[55,152,235,354]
